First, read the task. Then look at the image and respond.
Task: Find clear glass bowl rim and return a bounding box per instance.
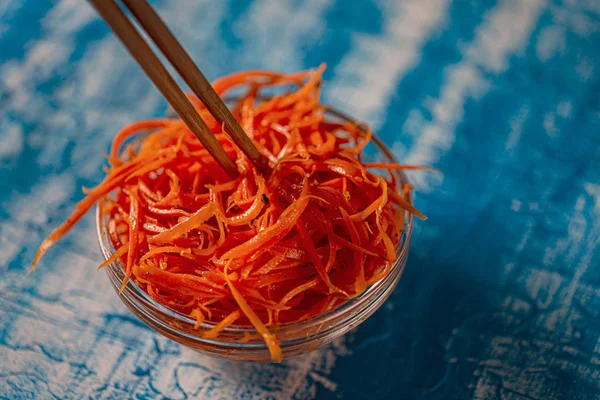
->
[95,105,414,352]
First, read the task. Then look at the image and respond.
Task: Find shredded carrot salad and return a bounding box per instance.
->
[32,65,426,362]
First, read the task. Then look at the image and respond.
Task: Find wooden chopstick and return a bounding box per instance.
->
[89,0,239,178]
[120,0,270,175]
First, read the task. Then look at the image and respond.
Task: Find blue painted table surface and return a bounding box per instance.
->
[1,0,600,399]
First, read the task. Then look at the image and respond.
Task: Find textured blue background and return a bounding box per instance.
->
[1,0,600,399]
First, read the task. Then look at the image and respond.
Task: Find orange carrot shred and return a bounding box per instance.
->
[224,260,283,362]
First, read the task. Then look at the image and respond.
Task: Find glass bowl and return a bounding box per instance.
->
[95,106,414,362]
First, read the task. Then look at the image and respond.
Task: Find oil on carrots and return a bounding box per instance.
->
[31,65,425,362]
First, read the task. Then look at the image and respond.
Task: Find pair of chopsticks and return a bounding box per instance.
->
[89,0,268,178]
